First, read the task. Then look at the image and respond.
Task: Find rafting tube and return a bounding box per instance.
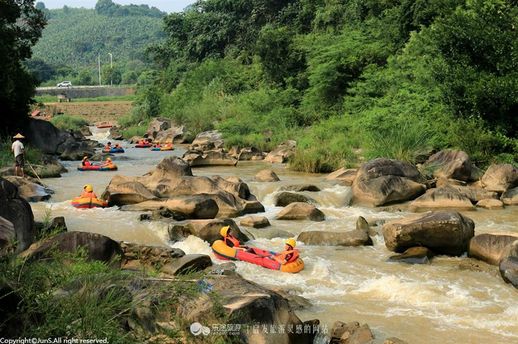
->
[135,143,152,148]
[150,147,161,151]
[71,196,107,209]
[102,148,125,153]
[211,240,304,273]
[77,164,118,171]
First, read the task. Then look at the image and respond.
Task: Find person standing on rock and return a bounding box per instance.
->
[11,133,25,177]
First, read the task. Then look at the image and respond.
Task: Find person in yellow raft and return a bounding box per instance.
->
[101,157,114,168]
[220,226,250,251]
[80,184,97,199]
[270,238,299,265]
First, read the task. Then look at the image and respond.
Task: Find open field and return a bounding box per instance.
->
[39,100,133,124]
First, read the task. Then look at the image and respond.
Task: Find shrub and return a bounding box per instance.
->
[50,115,89,131]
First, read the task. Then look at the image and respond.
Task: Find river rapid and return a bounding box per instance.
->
[30,128,518,344]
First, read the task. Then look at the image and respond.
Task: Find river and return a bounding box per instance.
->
[30,128,518,344]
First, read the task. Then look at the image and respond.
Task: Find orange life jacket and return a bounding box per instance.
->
[224,234,241,248]
[275,249,299,264]
[80,191,97,199]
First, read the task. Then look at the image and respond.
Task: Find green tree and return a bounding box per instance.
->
[0,0,46,134]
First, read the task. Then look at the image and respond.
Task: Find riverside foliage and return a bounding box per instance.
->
[128,0,517,172]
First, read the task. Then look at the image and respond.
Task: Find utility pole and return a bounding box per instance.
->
[108,53,113,86]
[97,54,101,86]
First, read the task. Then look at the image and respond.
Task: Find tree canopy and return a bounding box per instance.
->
[0,0,45,134]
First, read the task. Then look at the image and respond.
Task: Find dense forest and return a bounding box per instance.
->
[27,0,165,86]
[124,0,517,172]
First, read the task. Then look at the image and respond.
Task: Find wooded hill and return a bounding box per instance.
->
[28,0,165,85]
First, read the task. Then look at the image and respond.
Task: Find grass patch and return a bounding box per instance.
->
[50,115,89,131]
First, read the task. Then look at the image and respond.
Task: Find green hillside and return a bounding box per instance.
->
[29,1,165,86]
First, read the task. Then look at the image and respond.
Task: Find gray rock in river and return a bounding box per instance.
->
[352,158,426,207]
[168,218,249,244]
[275,191,315,207]
[382,211,475,256]
[280,184,321,192]
[276,202,325,221]
[297,216,372,246]
[499,256,518,289]
[240,215,271,228]
[421,149,479,182]
[255,169,280,182]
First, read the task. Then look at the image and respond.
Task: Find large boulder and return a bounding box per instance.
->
[182,150,238,167]
[265,140,296,163]
[280,184,321,192]
[352,158,426,206]
[382,211,475,256]
[235,146,265,161]
[298,217,372,246]
[120,242,185,272]
[20,231,122,265]
[145,118,171,138]
[0,178,35,252]
[162,254,212,275]
[123,196,220,219]
[178,273,315,344]
[481,164,518,192]
[240,216,271,228]
[3,176,52,202]
[330,321,374,344]
[468,234,518,265]
[499,256,518,288]
[103,157,264,218]
[421,150,477,182]
[168,218,249,244]
[25,118,69,154]
[501,187,518,205]
[326,168,358,186]
[190,130,224,151]
[102,176,158,206]
[25,119,100,160]
[0,216,15,254]
[409,187,475,211]
[276,202,325,221]
[255,169,280,182]
[275,192,315,207]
